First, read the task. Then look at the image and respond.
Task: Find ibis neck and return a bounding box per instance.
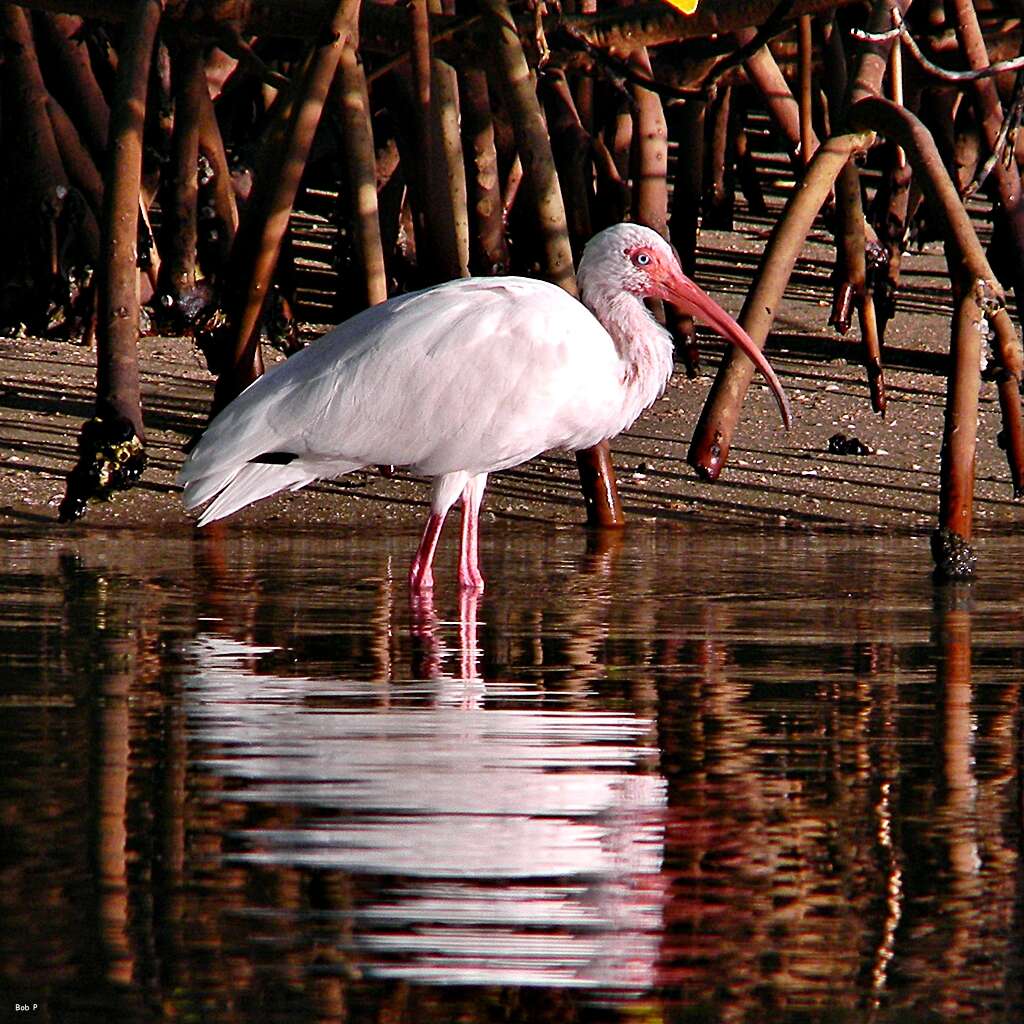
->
[583,287,675,399]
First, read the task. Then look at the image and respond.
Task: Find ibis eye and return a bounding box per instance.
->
[633,251,652,267]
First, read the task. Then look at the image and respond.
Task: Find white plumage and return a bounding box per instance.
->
[179,223,791,590]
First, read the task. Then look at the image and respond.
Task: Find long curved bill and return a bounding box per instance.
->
[664,274,792,430]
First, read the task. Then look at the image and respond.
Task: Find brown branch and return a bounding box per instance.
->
[460,66,510,275]
[703,84,734,230]
[432,55,470,278]
[703,0,797,89]
[542,68,593,256]
[337,34,388,306]
[798,15,815,164]
[59,0,165,521]
[631,46,669,239]
[47,91,103,249]
[667,99,705,376]
[196,82,239,274]
[737,25,815,168]
[688,130,864,480]
[951,0,1024,306]
[95,0,164,436]
[38,13,110,160]
[962,69,1024,201]
[933,291,982,577]
[832,159,886,414]
[204,0,361,414]
[160,44,206,306]
[1,4,73,253]
[552,21,703,101]
[564,0,863,52]
[481,0,574,290]
[211,24,292,91]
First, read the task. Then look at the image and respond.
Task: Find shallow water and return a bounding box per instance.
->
[1,520,1022,1023]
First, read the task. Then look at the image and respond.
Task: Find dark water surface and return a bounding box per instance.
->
[1,520,1021,1023]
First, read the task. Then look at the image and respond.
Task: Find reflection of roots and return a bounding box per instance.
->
[59,414,147,522]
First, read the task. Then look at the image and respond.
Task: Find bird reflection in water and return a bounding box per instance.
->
[407,526,624,686]
[408,587,483,687]
[182,525,667,995]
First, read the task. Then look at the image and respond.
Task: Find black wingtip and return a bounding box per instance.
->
[248,452,299,465]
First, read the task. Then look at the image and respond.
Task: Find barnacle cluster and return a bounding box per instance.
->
[930,527,977,582]
[58,415,147,522]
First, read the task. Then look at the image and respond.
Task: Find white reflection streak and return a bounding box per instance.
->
[870,780,902,1005]
[183,634,667,992]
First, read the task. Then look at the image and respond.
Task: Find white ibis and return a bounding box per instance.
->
[179,223,791,591]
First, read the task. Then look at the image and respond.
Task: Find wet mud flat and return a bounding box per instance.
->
[2,212,1022,541]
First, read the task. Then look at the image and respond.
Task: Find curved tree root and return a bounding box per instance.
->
[60,0,164,521]
[849,98,1023,576]
[690,87,1019,579]
[687,130,863,480]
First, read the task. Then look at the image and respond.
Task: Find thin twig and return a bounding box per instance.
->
[854,8,1024,83]
[963,67,1024,199]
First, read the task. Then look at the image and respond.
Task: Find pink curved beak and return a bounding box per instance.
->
[661,272,792,430]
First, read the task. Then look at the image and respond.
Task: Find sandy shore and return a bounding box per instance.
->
[2,216,1022,538]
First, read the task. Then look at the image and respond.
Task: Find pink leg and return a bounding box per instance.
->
[458,474,487,591]
[409,511,446,591]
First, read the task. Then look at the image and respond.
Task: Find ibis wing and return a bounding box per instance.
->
[179,277,623,491]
